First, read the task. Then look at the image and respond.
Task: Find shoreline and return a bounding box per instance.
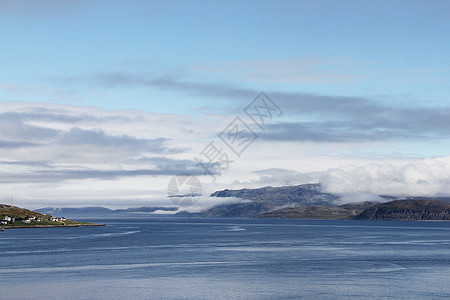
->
[1,223,105,230]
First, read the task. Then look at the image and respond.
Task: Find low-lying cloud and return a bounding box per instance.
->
[320,156,450,197]
[251,156,450,200]
[175,196,252,213]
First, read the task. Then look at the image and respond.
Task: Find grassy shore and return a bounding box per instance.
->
[1,203,104,230]
[1,220,104,230]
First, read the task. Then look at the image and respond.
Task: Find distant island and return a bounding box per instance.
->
[0,204,104,230]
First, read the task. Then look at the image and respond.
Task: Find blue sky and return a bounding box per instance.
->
[2,0,450,111]
[1,0,450,208]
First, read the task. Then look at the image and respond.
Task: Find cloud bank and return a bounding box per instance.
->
[0,102,213,207]
[1,87,450,208]
[320,156,450,197]
[250,156,450,201]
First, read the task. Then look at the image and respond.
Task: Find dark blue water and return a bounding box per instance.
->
[1,218,450,299]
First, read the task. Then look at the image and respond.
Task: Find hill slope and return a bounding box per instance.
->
[0,204,103,228]
[354,199,450,221]
[257,201,379,219]
[0,204,49,219]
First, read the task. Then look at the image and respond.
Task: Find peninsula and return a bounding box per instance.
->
[0,204,104,230]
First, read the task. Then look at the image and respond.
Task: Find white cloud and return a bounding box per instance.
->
[320,156,450,197]
[334,192,386,205]
[244,156,450,200]
[175,196,251,213]
[1,100,450,210]
[0,101,221,208]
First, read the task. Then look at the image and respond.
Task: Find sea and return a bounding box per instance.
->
[1,218,449,299]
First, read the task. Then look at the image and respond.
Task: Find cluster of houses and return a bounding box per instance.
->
[1,215,66,225]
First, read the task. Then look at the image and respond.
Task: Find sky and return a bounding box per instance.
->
[1,0,450,210]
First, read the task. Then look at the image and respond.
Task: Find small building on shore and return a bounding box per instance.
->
[1,216,13,224]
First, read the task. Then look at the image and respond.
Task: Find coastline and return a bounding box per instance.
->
[1,223,105,230]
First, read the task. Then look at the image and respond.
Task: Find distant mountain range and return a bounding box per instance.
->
[36,206,177,218]
[36,184,450,221]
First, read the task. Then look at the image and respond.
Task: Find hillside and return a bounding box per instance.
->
[0,204,103,228]
[0,204,49,219]
[257,201,379,219]
[354,199,450,221]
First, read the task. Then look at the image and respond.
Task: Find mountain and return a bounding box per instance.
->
[196,184,340,218]
[354,199,450,221]
[210,184,337,205]
[257,201,379,219]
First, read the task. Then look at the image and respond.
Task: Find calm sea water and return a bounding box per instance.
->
[1,218,449,299]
